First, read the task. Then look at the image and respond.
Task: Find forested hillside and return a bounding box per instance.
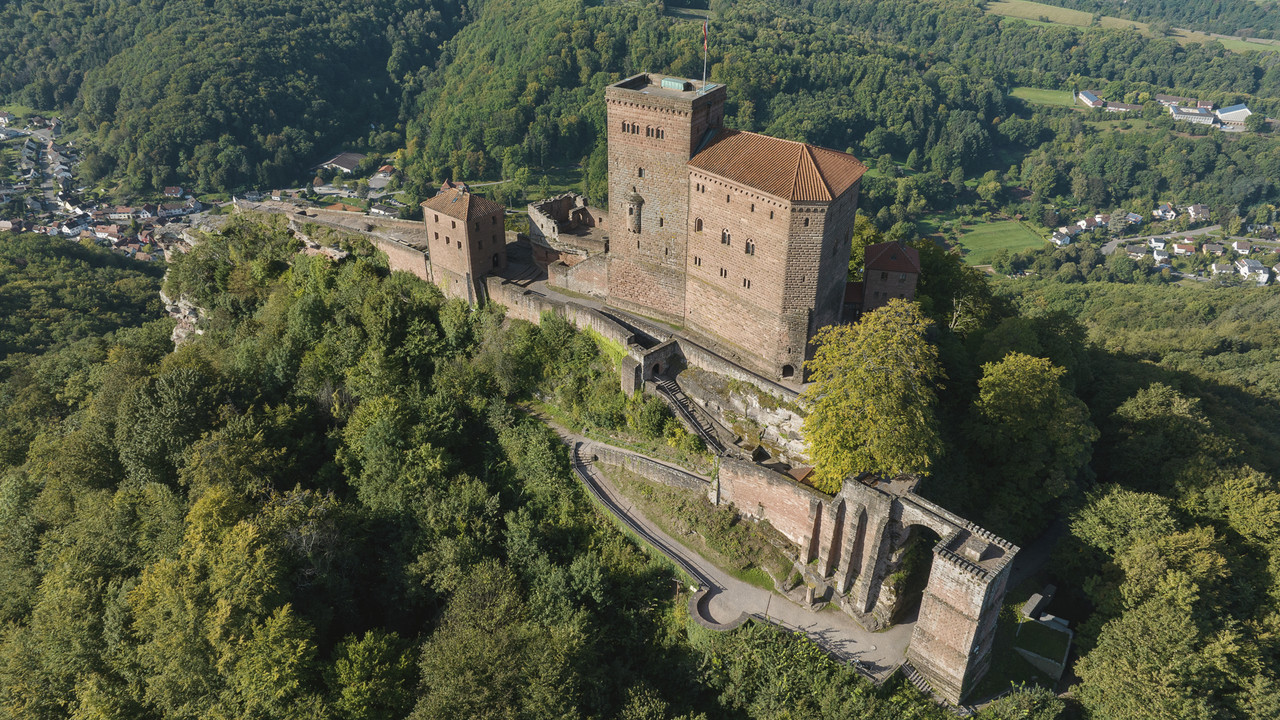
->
[0,224,978,720]
[0,0,475,193]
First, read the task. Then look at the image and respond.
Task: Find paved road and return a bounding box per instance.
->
[543,420,914,681]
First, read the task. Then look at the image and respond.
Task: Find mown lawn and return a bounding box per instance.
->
[1010,87,1078,108]
[957,220,1045,265]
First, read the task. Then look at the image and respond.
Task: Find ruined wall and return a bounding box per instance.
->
[369,236,430,282]
[548,253,609,297]
[676,367,807,464]
[484,277,638,352]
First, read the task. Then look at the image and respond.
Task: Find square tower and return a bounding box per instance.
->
[422,187,506,302]
[605,73,726,324]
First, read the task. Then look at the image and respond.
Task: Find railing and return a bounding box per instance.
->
[654,379,726,455]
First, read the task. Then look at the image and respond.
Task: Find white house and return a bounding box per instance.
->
[1187,204,1210,222]
[1232,240,1252,254]
[1216,104,1252,127]
[1077,90,1105,108]
[1212,262,1234,275]
[1149,238,1167,250]
[1170,106,1216,125]
[1237,258,1268,284]
[1153,248,1170,262]
[1153,203,1177,221]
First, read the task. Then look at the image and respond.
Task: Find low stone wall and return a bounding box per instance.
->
[677,367,807,464]
[484,277,638,352]
[589,444,708,491]
[678,337,800,405]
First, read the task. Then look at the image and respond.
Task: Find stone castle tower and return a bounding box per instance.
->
[605,75,726,324]
[604,73,866,380]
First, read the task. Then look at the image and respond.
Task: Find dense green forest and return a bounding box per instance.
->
[9,0,1280,206]
[5,208,1280,719]
[1,223,997,720]
[0,0,475,193]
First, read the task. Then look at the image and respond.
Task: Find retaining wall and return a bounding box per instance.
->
[589,444,708,491]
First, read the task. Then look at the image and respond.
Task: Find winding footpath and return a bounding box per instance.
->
[545,421,913,682]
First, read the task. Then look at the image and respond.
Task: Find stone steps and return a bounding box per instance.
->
[655,379,726,455]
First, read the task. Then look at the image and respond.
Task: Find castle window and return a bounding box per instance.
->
[695,218,703,232]
[803,218,810,227]
[433,214,438,222]
[770,210,774,219]
[726,194,730,203]
[721,229,730,245]
[629,207,634,215]
[781,364,794,379]
[745,240,755,255]
[694,256,701,266]
[657,128,664,139]
[751,203,755,212]
[658,217,664,227]
[719,267,727,278]
[646,126,652,137]
[637,240,641,249]
[742,278,751,288]
[638,167,644,178]
[899,273,907,283]
[881,272,889,280]
[451,220,456,229]
[434,232,439,239]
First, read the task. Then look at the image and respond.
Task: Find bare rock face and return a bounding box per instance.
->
[160,288,203,347]
[676,366,808,464]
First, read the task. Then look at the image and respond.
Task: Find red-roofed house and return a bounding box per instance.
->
[861,241,921,313]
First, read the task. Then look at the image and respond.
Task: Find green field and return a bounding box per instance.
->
[957,220,1045,265]
[1011,86,1079,108]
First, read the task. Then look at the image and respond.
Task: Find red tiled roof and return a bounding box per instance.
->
[864,241,920,274]
[688,130,866,202]
[421,188,504,221]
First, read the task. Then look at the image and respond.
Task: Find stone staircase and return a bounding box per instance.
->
[655,379,726,455]
[899,661,973,717]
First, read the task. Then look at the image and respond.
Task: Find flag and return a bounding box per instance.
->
[703,21,708,53]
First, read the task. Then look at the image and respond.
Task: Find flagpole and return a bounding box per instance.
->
[702,21,708,84]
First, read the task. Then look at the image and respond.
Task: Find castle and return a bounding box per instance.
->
[427,72,896,382]
[603,73,866,380]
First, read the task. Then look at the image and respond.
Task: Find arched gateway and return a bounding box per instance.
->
[715,460,1017,704]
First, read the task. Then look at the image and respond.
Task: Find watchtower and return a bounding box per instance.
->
[605,73,726,324]
[421,186,506,303]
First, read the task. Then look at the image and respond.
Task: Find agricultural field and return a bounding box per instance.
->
[1010,86,1079,108]
[987,0,1280,53]
[956,219,1045,265]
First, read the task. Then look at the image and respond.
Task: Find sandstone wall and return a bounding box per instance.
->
[369,236,430,282]
[717,459,823,559]
[548,253,609,297]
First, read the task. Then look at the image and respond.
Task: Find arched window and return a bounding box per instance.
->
[781,364,795,379]
[694,218,703,232]
[745,239,755,255]
[721,229,730,245]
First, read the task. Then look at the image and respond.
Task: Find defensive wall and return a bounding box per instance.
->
[711,458,1017,704]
